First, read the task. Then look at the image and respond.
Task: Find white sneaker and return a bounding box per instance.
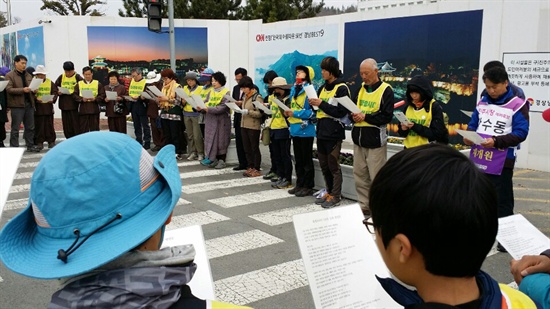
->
[197,154,204,161]
[187,152,198,160]
[215,160,226,169]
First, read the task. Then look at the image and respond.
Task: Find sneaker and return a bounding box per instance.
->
[315,193,329,205]
[215,160,226,169]
[176,154,184,161]
[208,159,219,168]
[321,195,341,208]
[295,188,314,197]
[198,154,204,161]
[200,158,213,166]
[276,179,292,189]
[187,152,198,160]
[48,142,56,149]
[248,169,262,177]
[243,168,253,177]
[270,175,279,182]
[288,187,302,195]
[263,171,276,180]
[271,177,283,188]
[29,146,42,153]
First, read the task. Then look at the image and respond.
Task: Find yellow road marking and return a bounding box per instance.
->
[521,210,550,216]
[516,197,550,203]
[514,177,549,181]
[514,187,550,192]
[514,169,534,176]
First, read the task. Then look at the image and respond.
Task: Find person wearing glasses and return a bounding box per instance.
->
[366,144,537,308]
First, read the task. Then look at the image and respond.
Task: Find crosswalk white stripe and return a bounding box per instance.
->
[4,198,28,211]
[183,177,267,194]
[13,172,33,180]
[177,161,201,167]
[177,198,192,205]
[181,168,239,179]
[166,211,230,231]
[0,275,3,283]
[208,189,294,208]
[249,199,356,226]
[9,183,30,193]
[206,230,284,259]
[214,259,308,305]
[22,153,47,160]
[18,162,40,169]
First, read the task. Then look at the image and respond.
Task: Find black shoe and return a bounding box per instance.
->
[295,188,314,197]
[233,166,246,171]
[288,187,301,195]
[143,143,151,150]
[496,243,507,253]
[0,142,4,147]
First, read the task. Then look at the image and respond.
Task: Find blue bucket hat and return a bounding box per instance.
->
[198,67,214,83]
[0,132,182,279]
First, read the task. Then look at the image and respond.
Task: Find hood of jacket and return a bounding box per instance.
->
[406,75,434,111]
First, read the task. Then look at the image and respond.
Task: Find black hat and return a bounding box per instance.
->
[63,61,75,71]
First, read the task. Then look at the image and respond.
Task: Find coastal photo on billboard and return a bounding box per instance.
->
[344,10,483,144]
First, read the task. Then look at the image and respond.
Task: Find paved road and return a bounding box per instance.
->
[0,134,549,308]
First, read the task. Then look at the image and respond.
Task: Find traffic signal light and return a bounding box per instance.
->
[147,0,162,33]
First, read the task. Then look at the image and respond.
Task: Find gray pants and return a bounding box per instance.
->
[10,105,35,148]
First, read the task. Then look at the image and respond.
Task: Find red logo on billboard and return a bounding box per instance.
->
[256,34,264,42]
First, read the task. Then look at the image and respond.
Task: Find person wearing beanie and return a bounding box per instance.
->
[182,71,205,161]
[283,65,317,198]
[72,66,106,133]
[55,61,84,139]
[0,66,9,147]
[308,56,351,208]
[104,71,128,134]
[397,75,448,148]
[32,65,59,151]
[0,131,251,309]
[197,67,214,139]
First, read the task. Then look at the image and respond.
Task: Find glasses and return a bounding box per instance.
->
[363,219,375,234]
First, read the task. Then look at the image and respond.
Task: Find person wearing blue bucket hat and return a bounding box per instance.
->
[0,131,250,309]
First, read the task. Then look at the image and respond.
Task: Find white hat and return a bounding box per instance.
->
[33,65,48,75]
[146,71,161,84]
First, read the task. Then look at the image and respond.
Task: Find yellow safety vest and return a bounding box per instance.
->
[78,80,99,97]
[183,85,204,112]
[403,100,434,148]
[269,94,288,129]
[129,78,146,97]
[206,88,229,108]
[61,74,77,94]
[288,91,308,124]
[36,78,52,102]
[317,83,348,119]
[354,82,391,127]
[201,86,213,101]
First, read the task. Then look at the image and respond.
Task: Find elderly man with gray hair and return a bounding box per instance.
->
[129,68,151,150]
[350,58,395,216]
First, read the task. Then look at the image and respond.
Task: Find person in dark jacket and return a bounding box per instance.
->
[32,65,58,150]
[55,61,83,139]
[128,68,152,149]
[261,70,279,180]
[309,56,350,208]
[0,66,10,147]
[145,72,164,152]
[232,67,250,171]
[73,66,106,133]
[397,75,448,148]
[104,71,128,134]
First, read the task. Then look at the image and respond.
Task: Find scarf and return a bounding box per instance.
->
[160,80,178,110]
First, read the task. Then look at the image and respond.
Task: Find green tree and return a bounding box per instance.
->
[240,0,324,23]
[0,13,8,28]
[40,0,106,16]
[176,0,242,20]
[317,4,356,17]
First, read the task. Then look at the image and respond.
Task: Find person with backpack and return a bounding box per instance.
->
[239,76,264,177]
[397,75,448,147]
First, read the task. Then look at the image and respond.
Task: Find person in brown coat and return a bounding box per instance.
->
[145,71,164,152]
[55,61,83,139]
[72,66,106,133]
[32,65,58,150]
[104,71,128,133]
[239,76,264,177]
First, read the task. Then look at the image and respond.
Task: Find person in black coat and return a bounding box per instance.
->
[0,67,9,147]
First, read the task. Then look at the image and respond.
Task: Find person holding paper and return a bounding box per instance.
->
[463,67,530,252]
[198,68,215,141]
[308,57,351,208]
[511,249,550,307]
[5,55,38,151]
[350,58,395,216]
[239,76,264,177]
[369,144,537,308]
[104,71,128,134]
[128,68,152,150]
[0,132,251,309]
[397,75,448,148]
[0,66,8,147]
[55,61,83,139]
[197,71,231,169]
[145,71,165,152]
[73,66,106,133]
[267,77,293,189]
[158,68,185,160]
[283,65,316,197]
[182,71,205,161]
[232,68,252,171]
[261,70,279,179]
[32,65,58,151]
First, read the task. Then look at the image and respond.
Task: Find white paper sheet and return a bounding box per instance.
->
[29,78,43,91]
[303,85,319,110]
[225,102,242,112]
[191,94,207,109]
[58,87,71,95]
[293,204,399,308]
[272,97,291,112]
[40,94,54,102]
[140,92,152,100]
[252,100,273,115]
[393,111,413,126]
[335,96,361,114]
[175,88,186,100]
[81,90,94,99]
[0,80,8,92]
[147,86,164,97]
[161,225,215,300]
[497,214,550,260]
[455,129,486,145]
[0,148,25,220]
[105,91,118,101]
[461,110,473,117]
[223,94,237,102]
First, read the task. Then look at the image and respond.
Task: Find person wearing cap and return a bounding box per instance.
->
[5,55,38,151]
[128,68,152,150]
[198,67,214,139]
[73,66,106,133]
[350,58,395,217]
[32,65,59,151]
[283,65,317,198]
[182,71,205,161]
[308,57,351,208]
[196,71,231,168]
[238,75,264,176]
[0,66,10,147]
[55,61,83,139]
[145,71,165,152]
[104,71,128,134]
[261,70,279,180]
[397,75,448,148]
[158,68,185,160]
[0,131,251,309]
[267,77,293,189]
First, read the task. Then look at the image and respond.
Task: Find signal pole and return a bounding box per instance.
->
[168,0,175,71]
